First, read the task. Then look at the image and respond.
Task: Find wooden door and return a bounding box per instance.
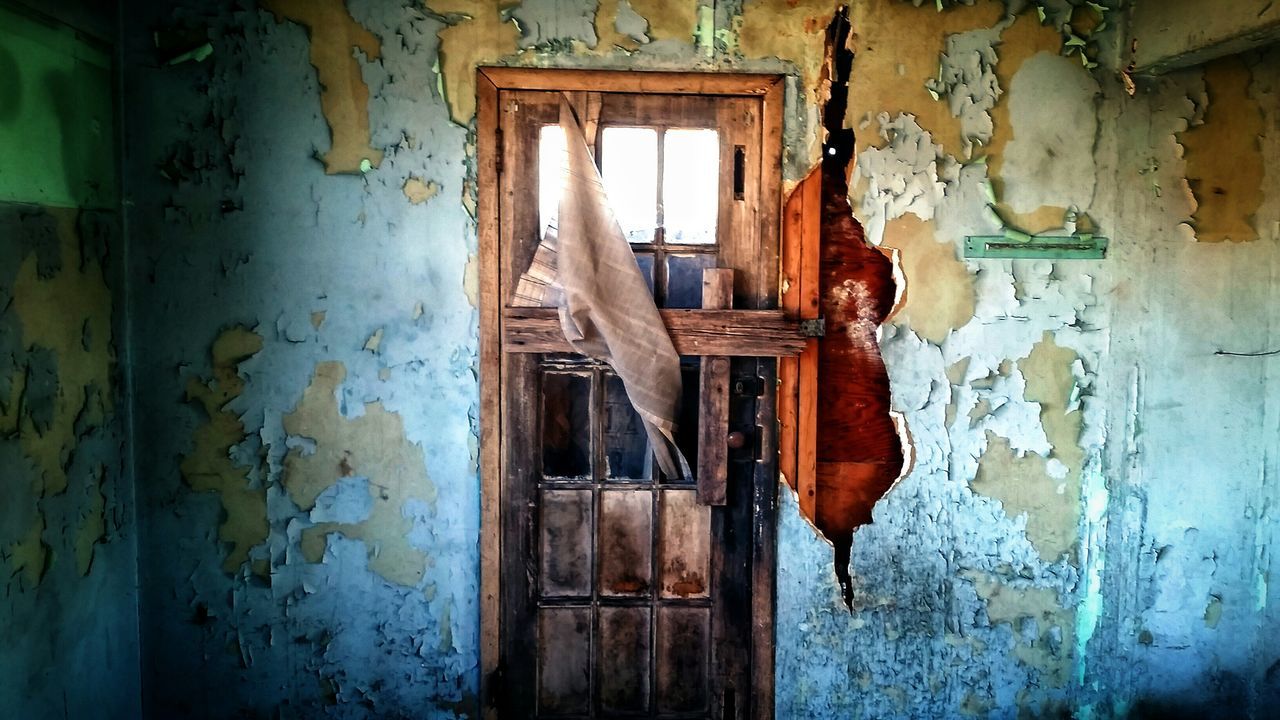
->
[481,73,782,720]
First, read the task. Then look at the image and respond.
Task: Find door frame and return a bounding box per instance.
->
[477,67,785,719]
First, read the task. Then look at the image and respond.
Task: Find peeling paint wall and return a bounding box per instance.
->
[779,2,1280,718]
[115,0,1279,718]
[0,5,140,717]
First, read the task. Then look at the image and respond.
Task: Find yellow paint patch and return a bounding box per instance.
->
[0,368,23,435]
[1178,56,1264,243]
[263,0,384,174]
[846,0,1006,160]
[311,311,326,330]
[427,1,521,125]
[880,215,975,344]
[284,362,436,587]
[75,468,106,576]
[973,332,1083,562]
[181,327,269,573]
[969,571,1074,687]
[593,0,642,52]
[738,0,833,108]
[12,209,114,495]
[463,254,480,308]
[627,0,697,43]
[402,176,441,205]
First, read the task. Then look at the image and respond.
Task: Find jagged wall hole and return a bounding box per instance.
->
[808,6,907,607]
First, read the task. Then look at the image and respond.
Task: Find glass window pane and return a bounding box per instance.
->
[541,372,591,478]
[661,360,700,484]
[634,252,656,297]
[539,489,593,596]
[539,125,567,240]
[662,129,719,244]
[601,127,658,244]
[604,374,651,481]
[538,608,591,714]
[598,490,653,597]
[665,254,717,309]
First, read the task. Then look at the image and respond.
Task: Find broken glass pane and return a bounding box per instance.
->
[601,127,658,243]
[662,129,719,244]
[541,371,591,478]
[604,373,650,481]
[660,360,700,484]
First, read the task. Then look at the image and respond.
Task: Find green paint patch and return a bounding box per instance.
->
[0,6,117,208]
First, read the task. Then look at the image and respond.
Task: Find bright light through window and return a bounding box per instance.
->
[538,124,567,239]
[601,127,659,243]
[663,129,719,244]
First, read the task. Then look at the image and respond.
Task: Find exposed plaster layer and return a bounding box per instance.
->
[11,209,114,496]
[846,0,1006,161]
[118,0,1280,717]
[284,361,437,588]
[181,327,268,573]
[736,0,833,108]
[262,0,385,174]
[426,0,521,124]
[974,332,1085,563]
[879,214,975,344]
[1176,55,1265,243]
[127,2,479,714]
[0,201,139,718]
[997,52,1099,220]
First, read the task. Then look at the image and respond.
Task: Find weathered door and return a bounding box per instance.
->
[485,75,781,720]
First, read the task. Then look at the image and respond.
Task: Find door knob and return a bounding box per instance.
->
[726,431,746,449]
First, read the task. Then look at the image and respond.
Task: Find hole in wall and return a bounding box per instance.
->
[813,5,907,608]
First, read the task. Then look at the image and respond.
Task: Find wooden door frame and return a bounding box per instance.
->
[477,67,785,719]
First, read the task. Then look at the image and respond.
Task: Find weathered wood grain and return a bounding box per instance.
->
[697,269,734,505]
[502,307,807,357]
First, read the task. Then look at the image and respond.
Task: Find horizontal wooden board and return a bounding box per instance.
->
[502,307,807,357]
[479,67,780,96]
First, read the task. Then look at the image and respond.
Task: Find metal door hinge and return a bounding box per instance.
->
[800,317,825,338]
[494,127,504,175]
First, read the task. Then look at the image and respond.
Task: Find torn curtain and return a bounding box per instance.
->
[541,95,688,479]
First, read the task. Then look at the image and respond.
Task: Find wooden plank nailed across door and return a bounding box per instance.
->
[502,307,807,356]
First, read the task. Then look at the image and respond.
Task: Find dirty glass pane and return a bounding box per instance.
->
[538,607,591,714]
[660,360,700,484]
[656,607,710,713]
[541,372,591,478]
[539,489,593,596]
[538,124,567,240]
[598,490,653,597]
[601,127,658,243]
[604,374,650,481]
[658,489,710,599]
[662,129,719,244]
[598,606,651,714]
[664,253,717,309]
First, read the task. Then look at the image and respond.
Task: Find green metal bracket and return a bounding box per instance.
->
[964,231,1108,260]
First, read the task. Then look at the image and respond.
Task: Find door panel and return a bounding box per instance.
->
[497,88,775,719]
